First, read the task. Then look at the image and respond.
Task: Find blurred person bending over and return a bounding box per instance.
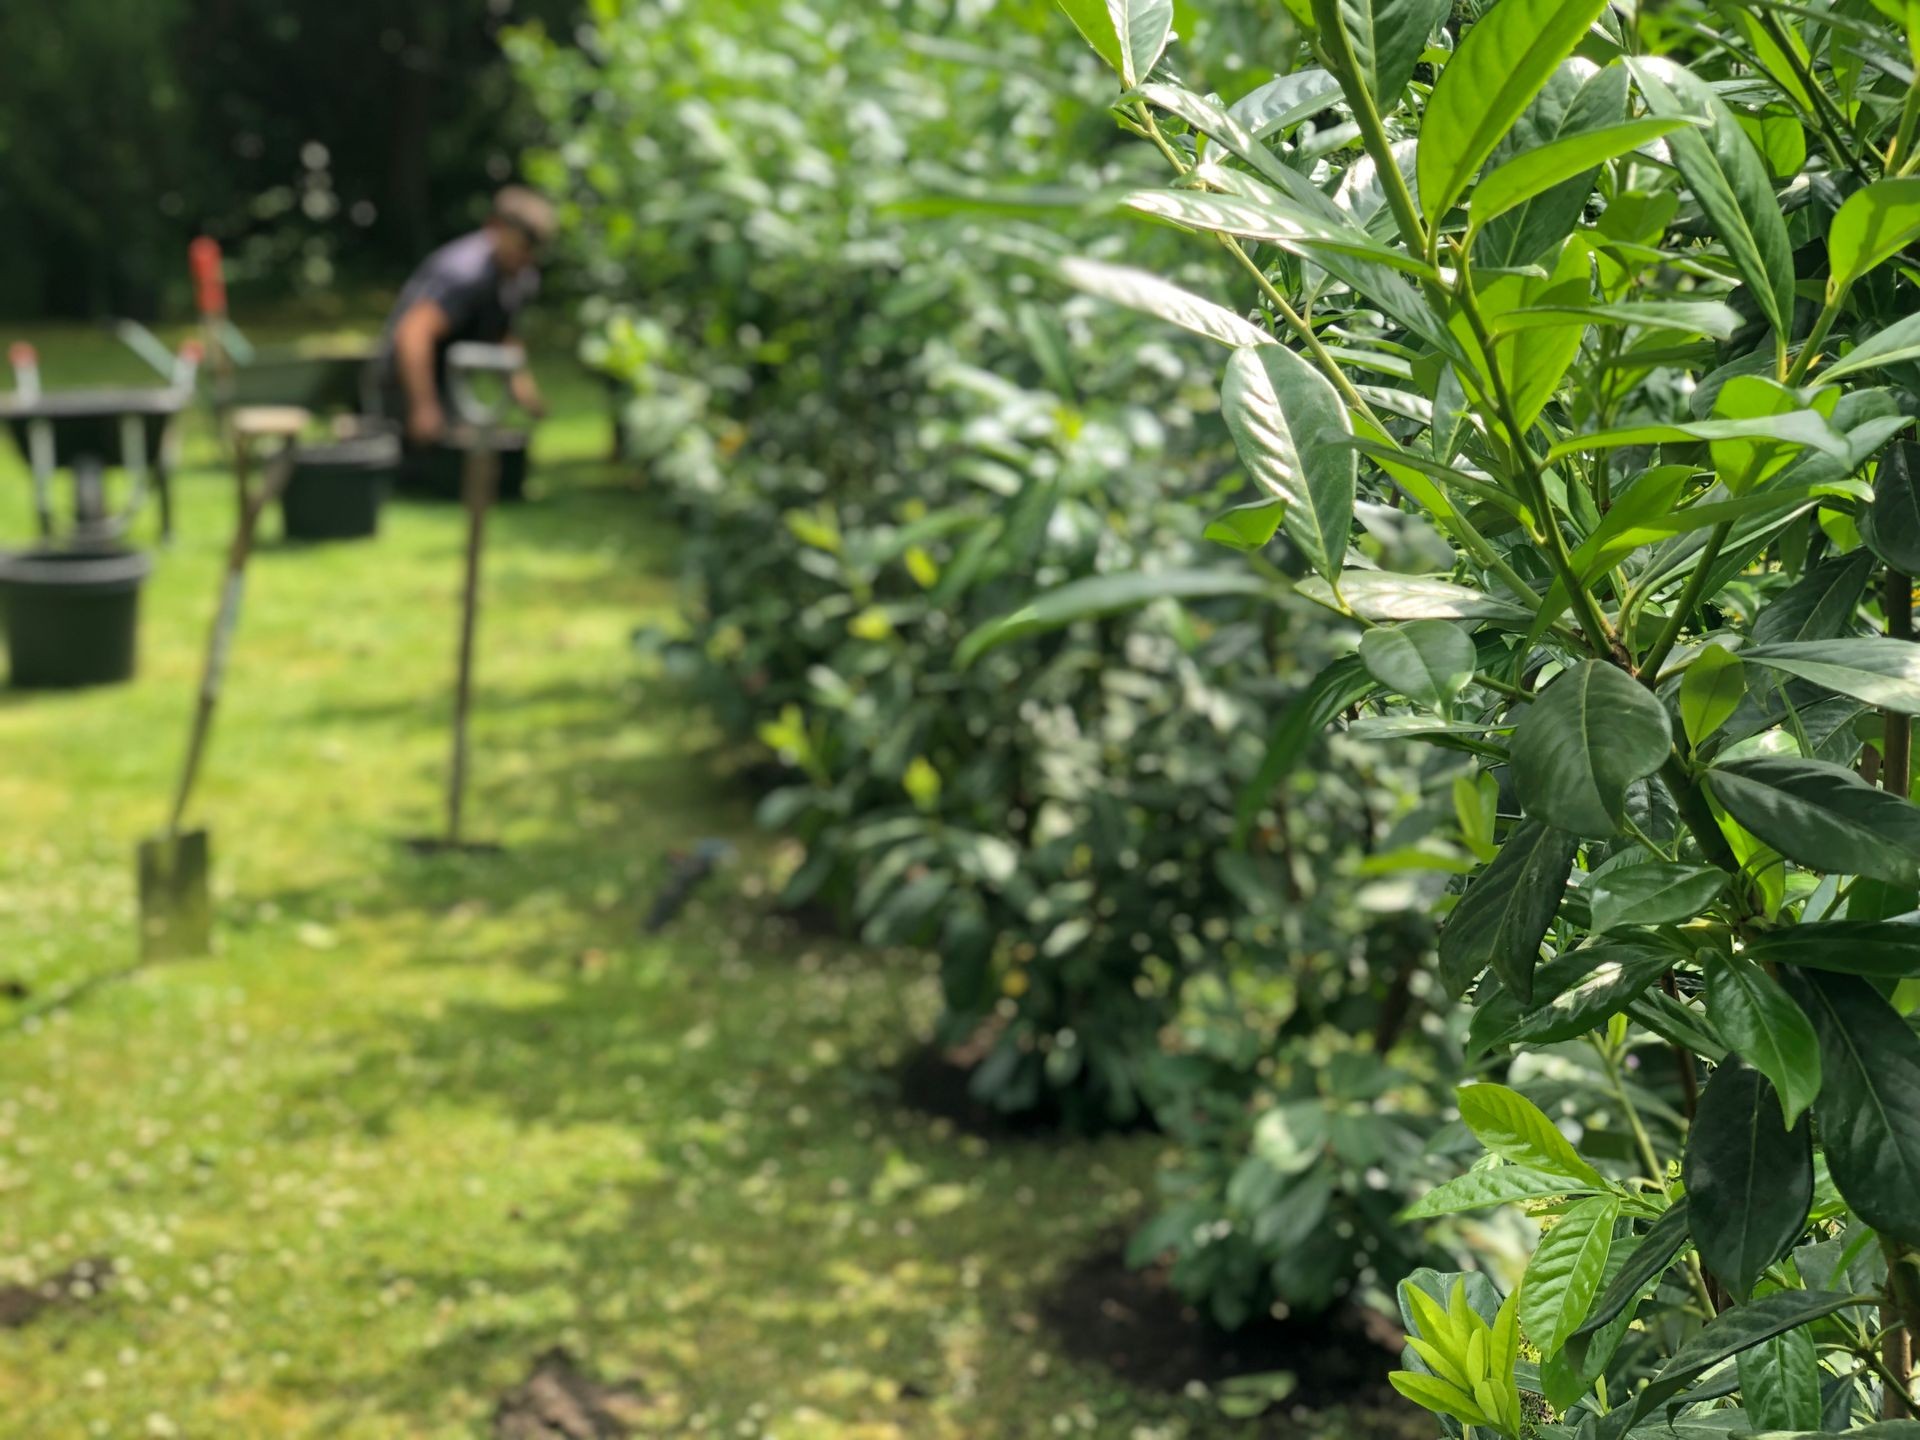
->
[379,186,555,443]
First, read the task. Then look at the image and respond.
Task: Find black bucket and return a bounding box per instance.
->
[396,431,530,503]
[0,545,153,688]
[282,435,397,541]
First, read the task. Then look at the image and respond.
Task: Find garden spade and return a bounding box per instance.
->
[403,343,528,856]
[138,416,301,959]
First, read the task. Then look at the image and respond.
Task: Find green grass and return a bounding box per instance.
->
[0,328,1367,1439]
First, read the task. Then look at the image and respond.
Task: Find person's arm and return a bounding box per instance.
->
[393,299,451,442]
[496,335,545,420]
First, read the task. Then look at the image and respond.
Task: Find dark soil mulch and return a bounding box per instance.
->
[0,1255,115,1329]
[1039,1243,1429,1437]
[492,1349,652,1440]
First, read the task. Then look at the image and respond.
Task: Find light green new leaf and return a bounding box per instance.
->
[1780,969,1920,1247]
[1705,950,1822,1129]
[1706,755,1920,883]
[1418,0,1609,223]
[1683,1063,1813,1299]
[1828,178,1920,294]
[1057,257,1275,349]
[957,568,1271,666]
[1588,863,1725,933]
[1358,621,1476,712]
[1222,345,1355,583]
[1473,118,1686,233]
[1203,499,1286,553]
[1449,234,1592,429]
[1456,1082,1606,1187]
[1437,821,1582,1003]
[1626,57,1795,339]
[1400,1163,1596,1219]
[1712,376,1837,496]
[1511,662,1673,839]
[1520,1194,1617,1359]
[1056,0,1172,87]
[1742,638,1920,715]
[1310,0,1451,109]
[1680,646,1746,747]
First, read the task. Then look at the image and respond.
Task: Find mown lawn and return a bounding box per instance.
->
[0,328,1402,1439]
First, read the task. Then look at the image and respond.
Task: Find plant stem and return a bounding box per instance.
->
[1639,521,1734,685]
[1786,289,1848,387]
[1311,32,1428,261]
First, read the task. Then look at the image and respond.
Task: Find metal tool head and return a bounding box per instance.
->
[136,827,212,961]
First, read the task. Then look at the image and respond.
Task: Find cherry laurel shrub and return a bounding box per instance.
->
[970,0,1920,1432]
[511,0,1473,1315]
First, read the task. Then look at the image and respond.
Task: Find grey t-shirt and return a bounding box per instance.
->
[377,230,539,412]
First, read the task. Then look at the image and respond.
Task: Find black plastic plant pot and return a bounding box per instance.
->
[396,431,530,503]
[281,435,398,541]
[0,545,152,688]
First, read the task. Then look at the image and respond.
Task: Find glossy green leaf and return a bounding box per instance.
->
[1626,57,1795,339]
[1203,498,1286,553]
[1417,0,1610,222]
[1519,1193,1617,1359]
[1056,0,1172,87]
[1470,938,1675,1050]
[1602,1289,1868,1438]
[1357,621,1476,712]
[1750,550,1875,646]
[1571,1200,1691,1341]
[1739,1324,1822,1434]
[1866,440,1920,574]
[1450,235,1593,429]
[1486,298,1743,339]
[1681,647,1746,747]
[1543,410,1849,465]
[1227,69,1343,139]
[1743,919,1920,978]
[1819,311,1920,382]
[1742,638,1920,715]
[1438,821,1582,1002]
[1310,0,1451,109]
[1683,1063,1813,1299]
[1706,755,1920,883]
[1511,662,1673,838]
[1781,968,1920,1246]
[1222,345,1356,583]
[1136,82,1295,188]
[1298,571,1533,624]
[1476,60,1628,269]
[1588,864,1725,933]
[957,568,1271,665]
[1704,950,1822,1128]
[1473,116,1690,233]
[1714,375,1832,496]
[1828,177,1920,294]
[1456,1082,1605,1187]
[1123,187,1437,278]
[1400,1162,1597,1219]
[1058,256,1275,349]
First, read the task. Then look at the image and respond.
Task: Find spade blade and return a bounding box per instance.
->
[137,828,212,961]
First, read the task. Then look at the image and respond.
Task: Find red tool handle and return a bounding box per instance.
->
[190,237,227,318]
